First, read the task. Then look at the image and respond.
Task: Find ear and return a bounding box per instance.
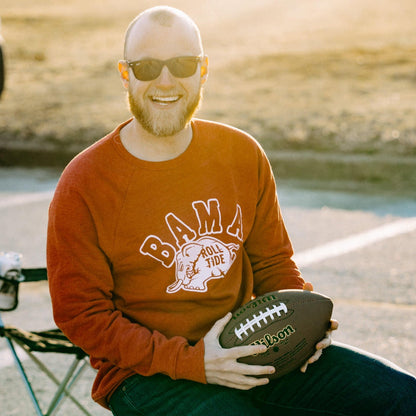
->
[118,60,130,89]
[200,55,209,85]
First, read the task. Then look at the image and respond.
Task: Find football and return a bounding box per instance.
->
[219,289,333,378]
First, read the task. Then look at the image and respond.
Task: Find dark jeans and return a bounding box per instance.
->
[109,342,416,416]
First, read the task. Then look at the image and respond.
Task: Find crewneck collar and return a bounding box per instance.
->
[112,118,200,171]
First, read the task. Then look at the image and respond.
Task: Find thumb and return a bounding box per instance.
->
[303,282,314,291]
[207,312,232,339]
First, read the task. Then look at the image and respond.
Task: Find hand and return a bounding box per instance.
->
[300,318,339,373]
[204,313,276,390]
[300,282,339,373]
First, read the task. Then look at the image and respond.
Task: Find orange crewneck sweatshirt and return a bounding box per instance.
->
[47,118,303,407]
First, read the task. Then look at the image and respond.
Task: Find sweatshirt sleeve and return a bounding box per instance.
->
[245,148,305,295]
[47,181,206,384]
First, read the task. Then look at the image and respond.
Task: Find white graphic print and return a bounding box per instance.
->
[167,237,239,293]
[139,199,243,294]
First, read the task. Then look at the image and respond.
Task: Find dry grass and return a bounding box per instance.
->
[210,47,416,156]
[0,0,415,192]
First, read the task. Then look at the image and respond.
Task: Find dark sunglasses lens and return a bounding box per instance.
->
[168,57,199,78]
[130,57,200,81]
[132,60,163,81]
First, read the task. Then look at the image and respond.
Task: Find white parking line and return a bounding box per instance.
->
[294,217,416,268]
[0,191,54,209]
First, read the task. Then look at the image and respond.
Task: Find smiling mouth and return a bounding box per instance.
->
[151,95,181,106]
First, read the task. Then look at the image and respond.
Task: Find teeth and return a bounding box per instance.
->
[152,96,179,104]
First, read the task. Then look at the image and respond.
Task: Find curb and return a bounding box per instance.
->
[267,151,416,197]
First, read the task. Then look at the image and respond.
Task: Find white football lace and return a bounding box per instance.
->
[234,302,288,340]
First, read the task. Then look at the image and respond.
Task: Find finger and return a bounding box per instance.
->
[207,312,232,339]
[211,369,272,388]
[227,380,268,390]
[210,353,275,377]
[330,319,339,330]
[308,349,323,364]
[316,334,331,349]
[300,349,323,373]
[314,320,338,350]
[303,282,314,291]
[300,361,308,373]
[210,373,270,390]
[226,343,268,359]
[215,312,233,330]
[233,362,276,377]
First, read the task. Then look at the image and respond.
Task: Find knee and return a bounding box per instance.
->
[323,343,416,413]
[365,363,416,414]
[391,371,416,413]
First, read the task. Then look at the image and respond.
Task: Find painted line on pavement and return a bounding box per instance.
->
[0,191,54,209]
[294,217,416,268]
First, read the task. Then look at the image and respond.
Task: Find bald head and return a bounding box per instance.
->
[123,6,203,60]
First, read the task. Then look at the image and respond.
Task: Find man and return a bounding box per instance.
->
[47,6,416,415]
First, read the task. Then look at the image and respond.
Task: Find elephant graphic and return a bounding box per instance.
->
[166,237,239,294]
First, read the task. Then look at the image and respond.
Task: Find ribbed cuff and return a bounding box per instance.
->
[173,338,206,384]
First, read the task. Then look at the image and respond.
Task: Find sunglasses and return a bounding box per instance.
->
[126,56,203,81]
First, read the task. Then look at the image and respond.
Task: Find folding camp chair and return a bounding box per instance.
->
[0,251,93,416]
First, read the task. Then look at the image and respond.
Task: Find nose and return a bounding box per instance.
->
[156,65,175,88]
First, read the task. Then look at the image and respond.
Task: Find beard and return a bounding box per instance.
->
[128,87,202,137]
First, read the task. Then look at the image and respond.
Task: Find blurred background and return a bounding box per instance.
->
[0,0,416,194]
